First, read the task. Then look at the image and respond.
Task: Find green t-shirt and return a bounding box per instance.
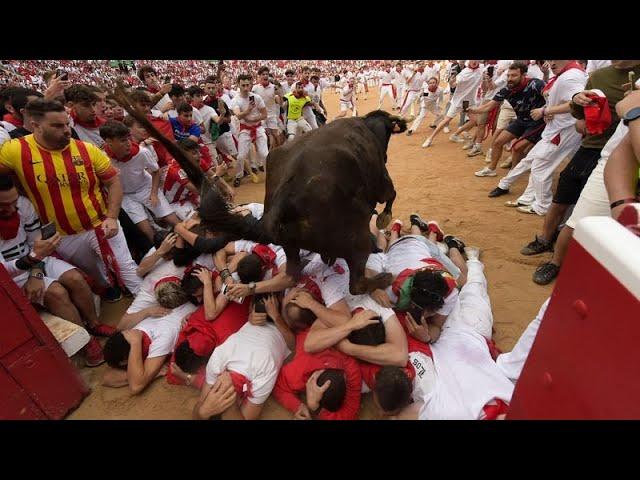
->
[571,64,640,149]
[285,93,311,121]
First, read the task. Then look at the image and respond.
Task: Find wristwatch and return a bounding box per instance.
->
[248,282,256,294]
[30,271,44,280]
[622,107,640,126]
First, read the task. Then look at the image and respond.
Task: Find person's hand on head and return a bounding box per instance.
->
[264,294,280,320]
[194,268,212,286]
[370,288,392,308]
[305,370,331,412]
[404,311,431,344]
[289,291,316,310]
[156,232,178,256]
[249,303,268,326]
[348,309,381,331]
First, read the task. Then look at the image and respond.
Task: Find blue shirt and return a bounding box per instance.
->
[169,117,201,141]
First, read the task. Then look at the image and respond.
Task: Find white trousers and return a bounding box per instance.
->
[286,118,312,140]
[446,260,493,340]
[399,90,421,117]
[496,298,549,382]
[236,128,268,179]
[378,85,395,110]
[498,127,582,214]
[410,98,444,132]
[395,84,405,108]
[56,222,142,294]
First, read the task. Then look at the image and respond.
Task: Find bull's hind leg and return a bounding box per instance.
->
[376,172,396,229]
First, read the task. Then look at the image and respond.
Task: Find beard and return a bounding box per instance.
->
[43,130,70,150]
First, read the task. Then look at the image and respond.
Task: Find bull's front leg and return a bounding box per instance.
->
[376,169,396,229]
[284,246,302,281]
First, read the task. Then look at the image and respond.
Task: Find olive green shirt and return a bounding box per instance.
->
[571,64,640,149]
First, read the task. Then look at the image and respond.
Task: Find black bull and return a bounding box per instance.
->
[112,86,406,295]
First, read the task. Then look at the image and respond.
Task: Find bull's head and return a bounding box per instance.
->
[389,115,407,134]
[363,110,407,152]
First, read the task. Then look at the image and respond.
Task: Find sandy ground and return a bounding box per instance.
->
[69,85,555,420]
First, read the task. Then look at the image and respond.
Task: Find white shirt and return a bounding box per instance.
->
[0,196,41,275]
[205,321,290,404]
[379,70,395,85]
[293,253,350,308]
[405,70,424,91]
[280,81,296,96]
[252,83,279,118]
[197,104,219,145]
[110,146,158,194]
[541,67,588,141]
[598,119,630,166]
[230,94,266,126]
[134,302,198,358]
[233,240,287,280]
[421,86,444,106]
[417,324,514,420]
[126,250,214,315]
[527,63,544,81]
[450,67,483,108]
[345,293,396,323]
[422,65,439,83]
[71,122,105,149]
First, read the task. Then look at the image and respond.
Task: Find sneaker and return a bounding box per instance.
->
[409,213,429,232]
[475,167,497,177]
[467,144,483,157]
[444,235,466,252]
[233,177,241,187]
[88,323,117,337]
[461,141,474,150]
[406,129,413,136]
[443,126,450,133]
[500,156,513,169]
[488,187,509,198]
[533,262,560,285]
[102,286,122,303]
[421,138,433,148]
[449,134,464,143]
[517,205,543,215]
[465,246,481,261]
[521,235,553,256]
[427,221,444,242]
[390,219,403,233]
[83,337,105,368]
[505,200,529,207]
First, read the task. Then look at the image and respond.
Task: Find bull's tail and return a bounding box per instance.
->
[199,188,272,244]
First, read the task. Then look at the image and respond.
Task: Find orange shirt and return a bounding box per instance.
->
[0,135,118,235]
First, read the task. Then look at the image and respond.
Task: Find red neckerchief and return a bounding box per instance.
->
[0,212,20,240]
[251,244,278,276]
[543,61,584,93]
[140,331,152,360]
[584,92,612,135]
[154,275,181,291]
[3,113,23,128]
[485,60,498,65]
[467,64,480,70]
[146,85,160,94]
[70,109,105,130]
[509,76,531,95]
[104,142,140,163]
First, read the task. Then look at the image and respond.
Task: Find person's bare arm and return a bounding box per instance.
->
[101,174,123,239]
[237,399,264,420]
[149,169,161,206]
[617,90,640,161]
[136,232,177,277]
[117,305,170,330]
[604,134,639,219]
[193,375,237,420]
[467,100,499,115]
[303,309,381,353]
[338,315,408,367]
[102,368,129,388]
[290,293,352,328]
[214,243,237,283]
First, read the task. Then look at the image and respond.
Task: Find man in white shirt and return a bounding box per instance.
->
[229,74,269,188]
[422,60,484,148]
[377,64,397,111]
[194,318,291,420]
[393,62,406,111]
[407,77,444,135]
[252,66,282,149]
[399,64,424,118]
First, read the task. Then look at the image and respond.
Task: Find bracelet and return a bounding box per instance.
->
[610,198,638,209]
[186,374,193,386]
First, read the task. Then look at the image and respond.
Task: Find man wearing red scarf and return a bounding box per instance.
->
[229,74,268,188]
[489,61,588,215]
[100,120,179,243]
[65,84,106,148]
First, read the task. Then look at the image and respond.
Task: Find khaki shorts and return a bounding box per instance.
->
[496,103,516,130]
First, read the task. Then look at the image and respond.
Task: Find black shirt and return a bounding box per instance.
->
[493,78,547,122]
